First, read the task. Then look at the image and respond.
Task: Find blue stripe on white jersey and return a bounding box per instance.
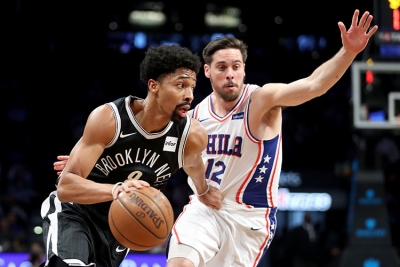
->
[240,135,280,208]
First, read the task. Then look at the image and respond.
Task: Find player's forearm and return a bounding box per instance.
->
[183,164,208,195]
[57,173,114,204]
[307,47,357,95]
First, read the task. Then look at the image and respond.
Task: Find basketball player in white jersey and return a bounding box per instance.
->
[165,9,377,267]
[54,9,377,267]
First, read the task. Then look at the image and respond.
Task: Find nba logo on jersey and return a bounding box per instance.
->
[163,136,178,152]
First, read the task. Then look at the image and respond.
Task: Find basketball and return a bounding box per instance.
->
[108,186,174,251]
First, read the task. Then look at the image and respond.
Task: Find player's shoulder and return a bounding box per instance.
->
[259,82,285,91]
[91,102,113,115]
[249,83,284,99]
[82,102,117,145]
[86,102,116,128]
[93,95,137,117]
[186,118,207,152]
[189,117,206,133]
[247,83,273,93]
[109,95,135,106]
[242,84,261,97]
[247,83,262,89]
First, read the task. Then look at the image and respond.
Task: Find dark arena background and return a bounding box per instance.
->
[1,0,400,266]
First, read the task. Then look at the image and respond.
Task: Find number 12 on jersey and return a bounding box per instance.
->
[204,158,225,184]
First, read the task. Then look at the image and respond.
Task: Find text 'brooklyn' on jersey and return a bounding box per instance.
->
[64,95,191,223]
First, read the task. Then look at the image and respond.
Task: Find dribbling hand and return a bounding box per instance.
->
[112,180,150,200]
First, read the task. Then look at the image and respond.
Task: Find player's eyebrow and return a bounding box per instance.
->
[215,59,242,64]
[178,74,197,82]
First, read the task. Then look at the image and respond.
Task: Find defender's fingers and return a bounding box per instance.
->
[338,22,347,35]
[367,25,378,37]
[352,9,360,27]
[359,12,370,29]
[363,15,373,30]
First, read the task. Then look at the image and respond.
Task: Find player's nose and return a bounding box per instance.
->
[226,68,234,80]
[183,87,194,103]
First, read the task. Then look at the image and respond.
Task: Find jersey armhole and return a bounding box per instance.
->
[105,102,121,148]
[177,115,192,168]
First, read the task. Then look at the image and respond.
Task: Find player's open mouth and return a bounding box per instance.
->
[177,105,190,117]
[224,83,236,88]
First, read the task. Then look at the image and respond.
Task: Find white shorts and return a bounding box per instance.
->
[167,234,204,267]
[168,197,278,267]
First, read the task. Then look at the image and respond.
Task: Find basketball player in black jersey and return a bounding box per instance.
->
[40,45,223,267]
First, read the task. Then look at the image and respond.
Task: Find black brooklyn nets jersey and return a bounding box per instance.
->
[70,95,191,223]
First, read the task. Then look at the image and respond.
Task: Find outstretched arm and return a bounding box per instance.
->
[254,9,378,113]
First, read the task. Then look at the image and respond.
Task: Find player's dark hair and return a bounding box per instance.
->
[139,45,202,86]
[202,36,248,65]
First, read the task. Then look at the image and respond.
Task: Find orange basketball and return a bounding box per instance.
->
[108,186,174,251]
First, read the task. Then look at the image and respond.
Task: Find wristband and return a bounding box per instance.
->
[112,182,123,196]
[197,183,210,197]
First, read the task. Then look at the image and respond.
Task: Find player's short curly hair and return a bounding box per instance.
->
[139,45,202,86]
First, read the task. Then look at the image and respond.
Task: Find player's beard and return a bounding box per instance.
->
[211,77,243,102]
[171,102,191,124]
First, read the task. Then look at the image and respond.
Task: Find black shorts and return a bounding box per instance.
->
[41,191,128,267]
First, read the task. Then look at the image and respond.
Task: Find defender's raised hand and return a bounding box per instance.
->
[338,9,378,55]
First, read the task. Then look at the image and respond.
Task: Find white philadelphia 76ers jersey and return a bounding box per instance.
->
[190,84,282,209]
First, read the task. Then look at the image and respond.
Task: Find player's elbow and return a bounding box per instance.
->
[309,77,336,97]
[307,83,326,99]
[56,176,72,202]
[56,186,69,202]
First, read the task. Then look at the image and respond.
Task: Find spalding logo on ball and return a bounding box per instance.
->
[108,186,174,251]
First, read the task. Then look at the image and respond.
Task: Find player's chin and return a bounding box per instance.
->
[171,113,185,124]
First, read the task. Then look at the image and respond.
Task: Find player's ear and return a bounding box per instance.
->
[148,79,158,93]
[204,64,211,78]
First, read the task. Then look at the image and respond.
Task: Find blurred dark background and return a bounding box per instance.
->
[1,0,400,266]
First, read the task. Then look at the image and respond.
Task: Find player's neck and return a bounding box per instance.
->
[211,95,237,116]
[133,98,171,133]
[211,86,244,116]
